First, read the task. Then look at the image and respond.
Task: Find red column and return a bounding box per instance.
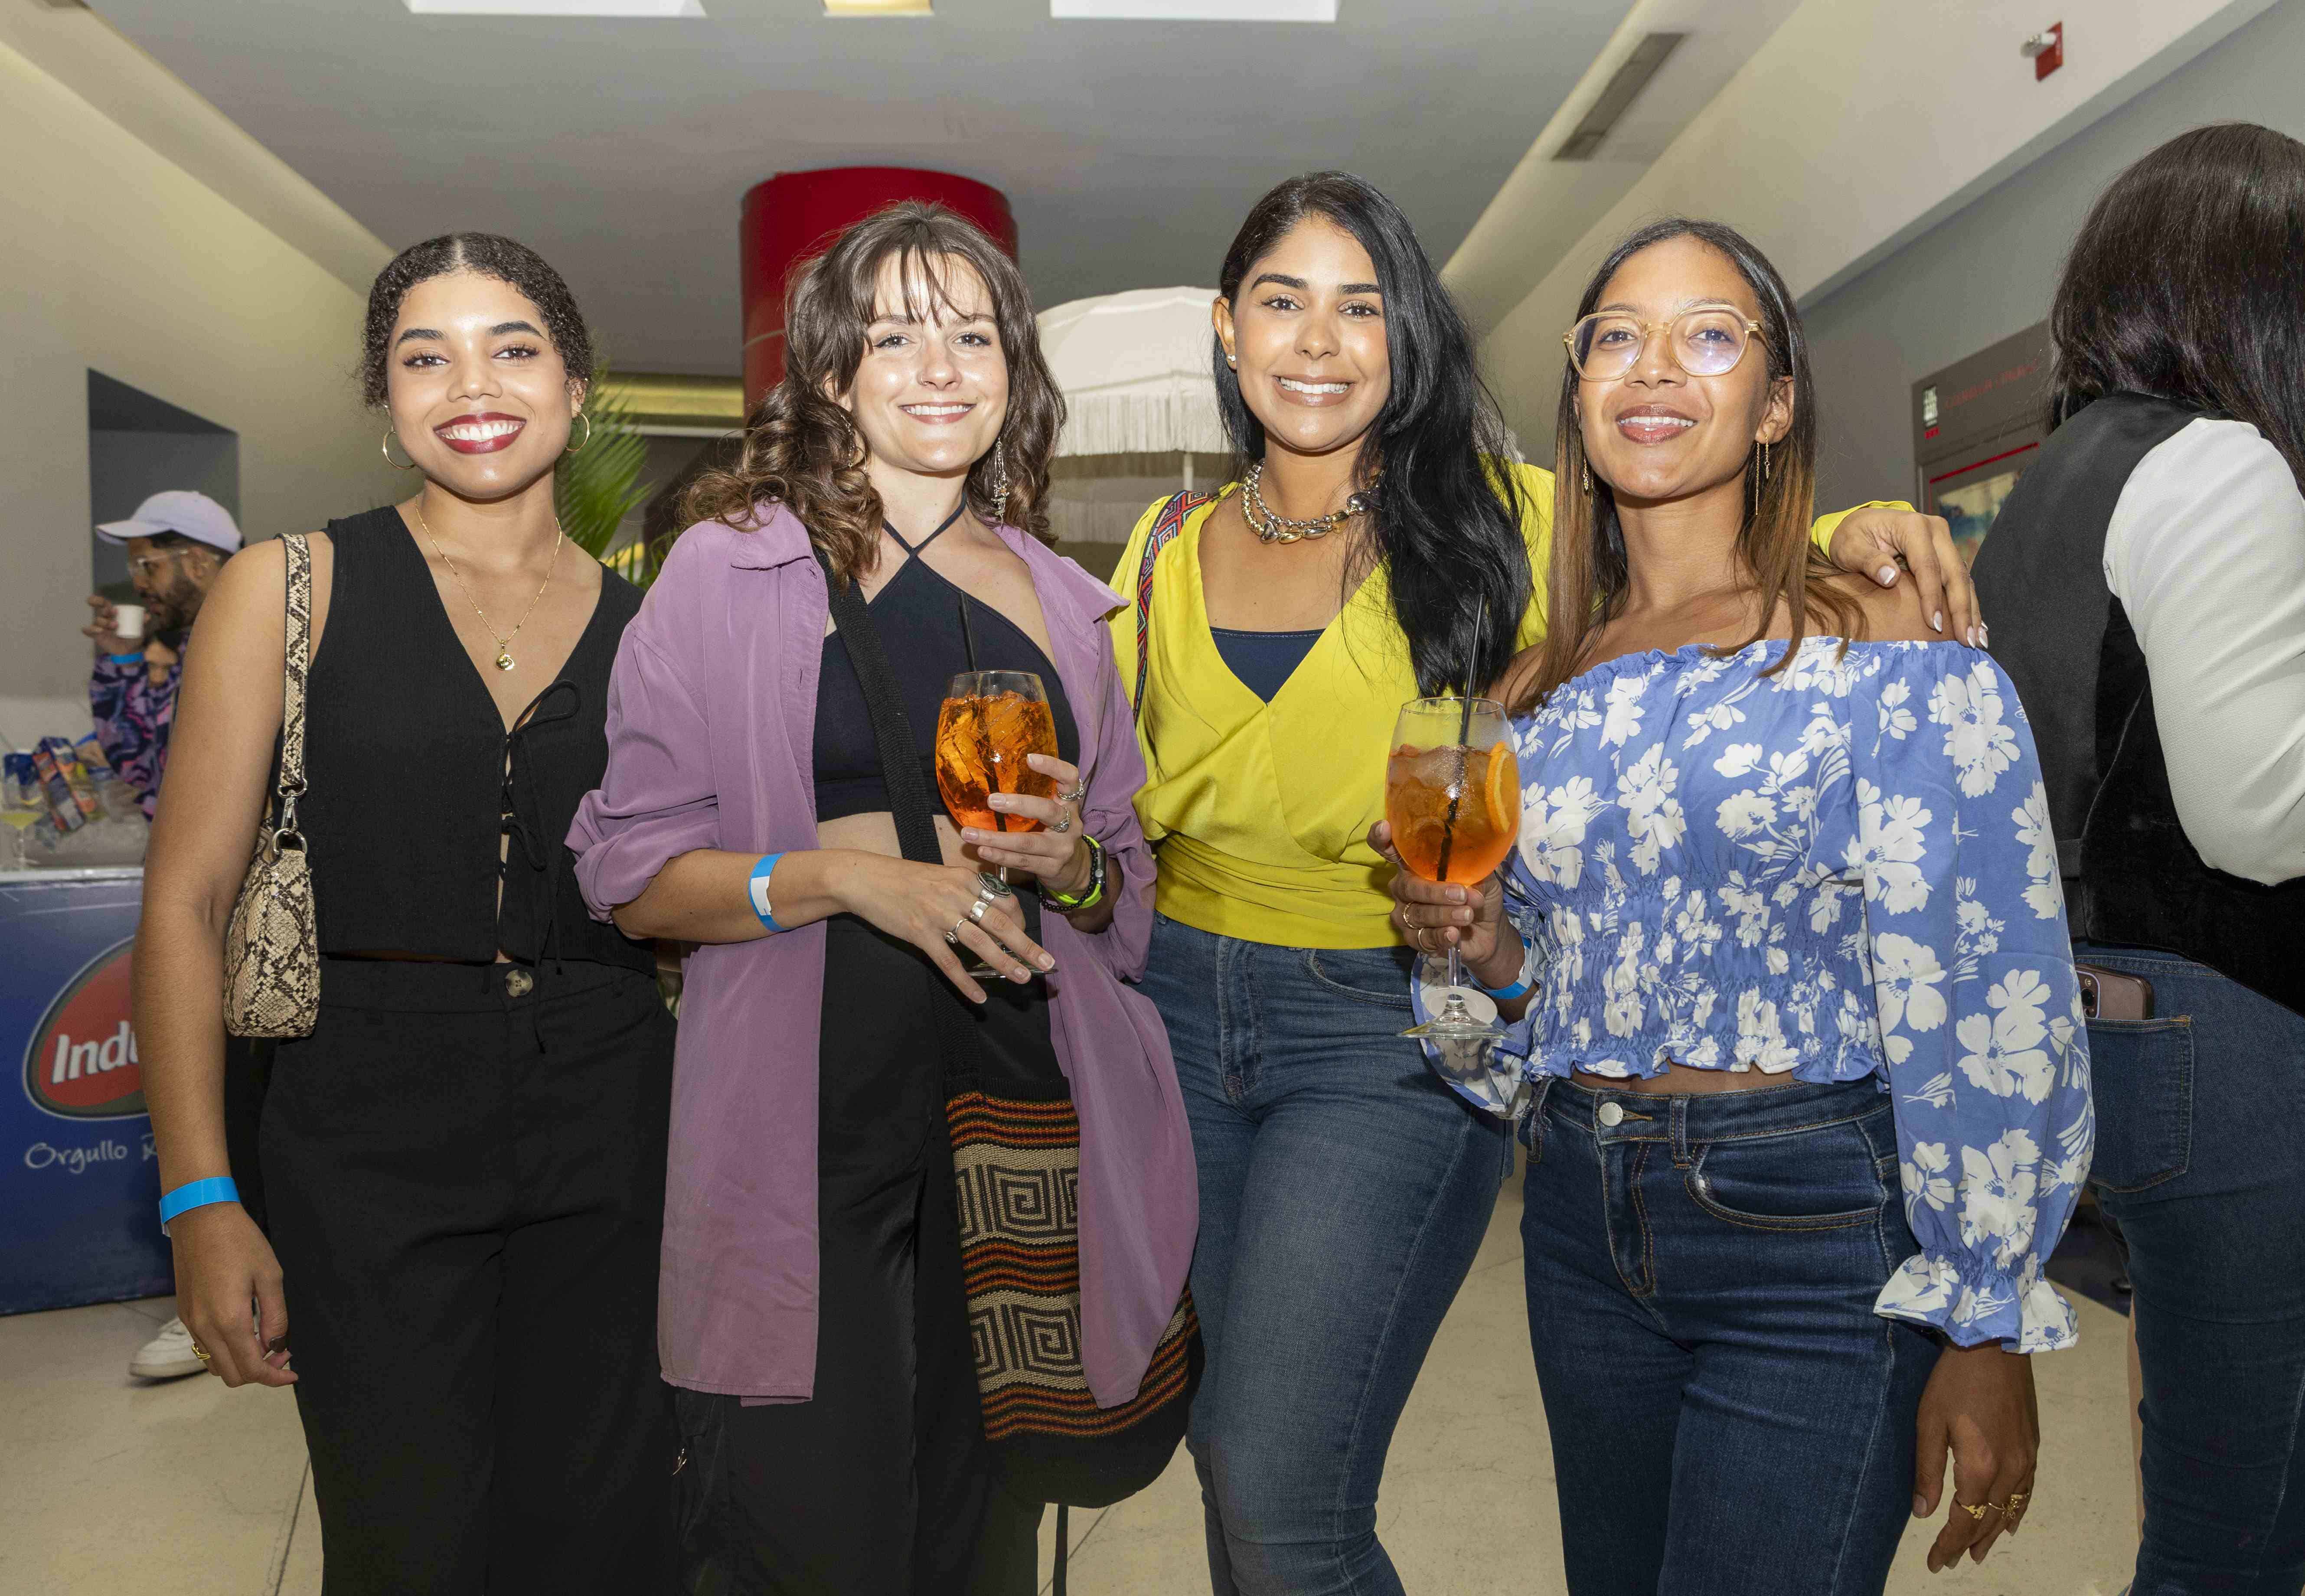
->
[740,166,1018,405]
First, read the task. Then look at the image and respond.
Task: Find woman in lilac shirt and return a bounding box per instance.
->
[568,205,1195,1592]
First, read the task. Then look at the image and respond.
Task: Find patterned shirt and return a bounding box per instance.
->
[1416,637,2092,1351]
[88,650,180,820]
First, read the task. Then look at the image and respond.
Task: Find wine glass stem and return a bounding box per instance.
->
[1446,942,1467,996]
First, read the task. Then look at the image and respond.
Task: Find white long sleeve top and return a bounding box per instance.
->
[2102,417,2305,886]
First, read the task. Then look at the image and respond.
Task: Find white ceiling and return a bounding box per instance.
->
[88,0,1628,375]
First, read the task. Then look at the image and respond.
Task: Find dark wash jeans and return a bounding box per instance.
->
[2078,943,2305,1594]
[1520,1074,1940,1596]
[1139,915,1512,1596]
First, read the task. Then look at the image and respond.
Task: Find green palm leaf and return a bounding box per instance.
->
[556,368,658,587]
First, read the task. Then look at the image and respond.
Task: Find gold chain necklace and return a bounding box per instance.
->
[413,503,565,671]
[1241,463,1376,544]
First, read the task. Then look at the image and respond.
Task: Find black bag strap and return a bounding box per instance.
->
[818,551,985,1090]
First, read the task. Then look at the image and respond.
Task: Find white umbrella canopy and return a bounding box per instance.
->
[1036,286,1230,459]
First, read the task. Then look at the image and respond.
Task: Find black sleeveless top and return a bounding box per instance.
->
[297,506,654,972]
[1973,392,2305,1014]
[814,515,1080,821]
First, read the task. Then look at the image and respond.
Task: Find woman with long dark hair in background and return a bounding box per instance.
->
[139,233,676,1592]
[1974,122,2305,1592]
[1388,216,2090,1593]
[1108,170,1976,1594]
[571,203,1195,1594]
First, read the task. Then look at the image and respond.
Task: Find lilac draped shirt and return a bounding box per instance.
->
[568,507,1196,1404]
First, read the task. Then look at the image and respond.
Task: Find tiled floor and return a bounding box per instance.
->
[2,1177,2138,1595]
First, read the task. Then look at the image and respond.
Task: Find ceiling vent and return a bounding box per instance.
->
[1553,31,1685,161]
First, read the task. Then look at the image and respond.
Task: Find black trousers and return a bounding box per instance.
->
[261,956,677,1596]
[671,913,1053,1596]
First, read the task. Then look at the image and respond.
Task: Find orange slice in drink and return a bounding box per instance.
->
[1480,738,1517,831]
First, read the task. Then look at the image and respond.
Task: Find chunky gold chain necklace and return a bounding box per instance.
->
[1241,463,1377,545]
[413,503,565,671]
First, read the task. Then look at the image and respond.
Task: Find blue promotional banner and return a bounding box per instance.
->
[0,867,170,1315]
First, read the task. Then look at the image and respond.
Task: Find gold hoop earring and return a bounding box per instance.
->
[564,412,593,455]
[382,427,417,470]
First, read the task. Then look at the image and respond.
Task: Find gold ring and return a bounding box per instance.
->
[191,1339,212,1363]
[1956,1501,1992,1522]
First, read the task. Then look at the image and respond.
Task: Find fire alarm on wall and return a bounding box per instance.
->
[2023,21,2064,79]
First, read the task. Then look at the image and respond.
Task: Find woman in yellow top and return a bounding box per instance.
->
[1109,171,1975,1596]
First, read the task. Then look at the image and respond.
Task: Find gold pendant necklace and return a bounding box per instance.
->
[413,503,565,672]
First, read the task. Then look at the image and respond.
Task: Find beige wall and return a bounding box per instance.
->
[0,10,398,729]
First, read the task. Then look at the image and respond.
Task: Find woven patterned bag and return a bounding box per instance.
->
[222,532,319,1039]
[821,549,1200,1509]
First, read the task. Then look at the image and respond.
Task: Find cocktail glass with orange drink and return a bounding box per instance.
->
[1387,695,1518,1041]
[937,670,1059,973]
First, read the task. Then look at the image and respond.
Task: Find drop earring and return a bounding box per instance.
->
[987,439,1011,525]
[1580,459,1591,496]
[1761,439,1771,482]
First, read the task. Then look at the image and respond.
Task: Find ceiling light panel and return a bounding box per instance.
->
[1052,1,1337,20]
[825,0,933,13]
[404,1,705,15]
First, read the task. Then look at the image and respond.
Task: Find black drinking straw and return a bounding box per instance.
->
[958,597,1006,831]
[1432,604,1487,884]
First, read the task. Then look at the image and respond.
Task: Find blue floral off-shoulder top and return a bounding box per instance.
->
[1413,638,2093,1352]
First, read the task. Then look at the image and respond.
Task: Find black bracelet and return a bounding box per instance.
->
[1041,833,1106,911]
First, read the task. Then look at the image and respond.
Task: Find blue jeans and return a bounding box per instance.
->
[2078,944,2305,1594]
[1521,1075,1940,1595]
[1139,915,1512,1596]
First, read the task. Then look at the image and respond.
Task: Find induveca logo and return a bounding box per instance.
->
[23,939,146,1119]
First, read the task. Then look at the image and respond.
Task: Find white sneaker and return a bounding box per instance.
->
[129,1315,207,1380]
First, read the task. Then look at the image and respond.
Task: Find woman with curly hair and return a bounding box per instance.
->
[570,202,1195,1593]
[140,233,676,1591]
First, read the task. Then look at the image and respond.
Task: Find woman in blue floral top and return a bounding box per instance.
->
[1379,220,2090,1593]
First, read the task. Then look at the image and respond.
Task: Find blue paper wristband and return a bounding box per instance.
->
[1479,975,1534,1002]
[158,1176,240,1234]
[747,852,788,933]
[108,652,146,665]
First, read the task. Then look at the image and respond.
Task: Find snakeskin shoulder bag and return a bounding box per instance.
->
[222,532,320,1038]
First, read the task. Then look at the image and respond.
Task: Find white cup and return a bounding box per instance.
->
[111,604,146,643]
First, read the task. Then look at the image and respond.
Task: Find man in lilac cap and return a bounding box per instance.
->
[83,490,242,826]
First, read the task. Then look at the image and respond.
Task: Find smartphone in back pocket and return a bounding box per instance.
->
[2077,965,2154,1022]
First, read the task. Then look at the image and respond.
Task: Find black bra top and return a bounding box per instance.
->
[814,509,1080,824]
[1210,626,1322,703]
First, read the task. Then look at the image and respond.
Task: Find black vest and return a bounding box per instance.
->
[1973,392,2305,1013]
[297,506,654,973]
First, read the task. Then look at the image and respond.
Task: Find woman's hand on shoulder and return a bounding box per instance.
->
[1825,507,1981,646]
[1824,564,1944,647]
[1913,1341,2038,1570]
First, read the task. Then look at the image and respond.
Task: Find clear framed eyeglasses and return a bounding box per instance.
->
[1563,308,1764,382]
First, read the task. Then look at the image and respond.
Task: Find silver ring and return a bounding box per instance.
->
[1058,781,1087,805]
[1050,810,1074,834]
[968,898,992,923]
[946,920,966,944]
[975,872,1015,900]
